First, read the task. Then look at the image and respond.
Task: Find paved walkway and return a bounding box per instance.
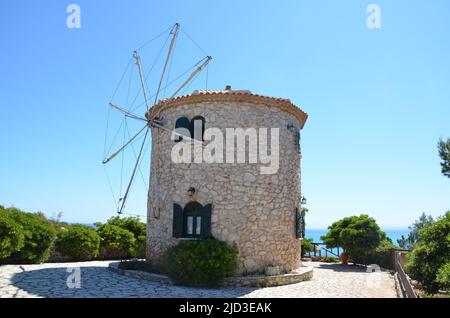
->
[0,261,397,298]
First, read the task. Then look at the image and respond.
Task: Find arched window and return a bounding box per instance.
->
[174,117,191,142]
[172,202,212,238]
[190,116,205,141]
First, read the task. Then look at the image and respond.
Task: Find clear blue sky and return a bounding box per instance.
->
[1,0,449,228]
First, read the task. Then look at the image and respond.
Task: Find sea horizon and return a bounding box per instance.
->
[305,228,409,245]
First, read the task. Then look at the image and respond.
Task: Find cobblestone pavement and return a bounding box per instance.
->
[0,261,397,298]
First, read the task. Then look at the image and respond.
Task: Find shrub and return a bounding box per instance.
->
[436,262,450,292]
[320,256,338,263]
[2,207,56,263]
[301,238,314,257]
[55,224,100,261]
[97,224,136,259]
[405,212,450,293]
[352,238,394,269]
[102,216,146,258]
[0,212,25,259]
[163,237,238,288]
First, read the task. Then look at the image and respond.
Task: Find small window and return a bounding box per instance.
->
[172,202,212,238]
[174,117,191,142]
[183,202,203,238]
[190,116,206,141]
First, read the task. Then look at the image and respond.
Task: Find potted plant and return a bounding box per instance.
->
[339,251,349,264]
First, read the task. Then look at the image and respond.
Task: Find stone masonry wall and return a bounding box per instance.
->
[146,100,303,274]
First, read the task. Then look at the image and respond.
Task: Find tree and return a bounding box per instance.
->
[397,212,434,249]
[438,137,450,178]
[405,211,450,293]
[321,214,391,265]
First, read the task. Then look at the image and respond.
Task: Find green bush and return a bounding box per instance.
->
[97,224,136,259]
[55,224,100,261]
[405,212,450,293]
[0,212,25,259]
[101,216,146,258]
[301,238,314,257]
[436,262,450,292]
[2,207,56,263]
[352,238,394,269]
[163,237,238,288]
[320,256,338,263]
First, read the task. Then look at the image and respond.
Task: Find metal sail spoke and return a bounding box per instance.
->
[170,56,212,99]
[133,51,151,111]
[118,127,150,214]
[103,124,148,164]
[109,103,147,121]
[154,23,180,105]
[103,22,212,216]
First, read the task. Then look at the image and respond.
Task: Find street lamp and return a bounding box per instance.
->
[301,196,307,205]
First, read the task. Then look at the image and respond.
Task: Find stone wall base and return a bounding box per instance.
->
[108,262,313,288]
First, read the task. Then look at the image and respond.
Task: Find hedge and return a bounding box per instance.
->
[1,207,56,263]
[55,224,100,261]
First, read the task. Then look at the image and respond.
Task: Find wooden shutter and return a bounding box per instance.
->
[173,203,183,238]
[201,203,212,237]
[295,207,301,239]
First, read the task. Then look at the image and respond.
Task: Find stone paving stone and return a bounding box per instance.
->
[0,261,397,298]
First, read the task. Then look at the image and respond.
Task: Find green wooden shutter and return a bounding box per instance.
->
[173,203,183,238]
[295,207,301,239]
[201,203,212,237]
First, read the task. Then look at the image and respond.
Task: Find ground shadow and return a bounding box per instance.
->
[9,265,261,298]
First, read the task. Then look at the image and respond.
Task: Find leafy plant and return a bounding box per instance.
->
[397,212,434,249]
[436,262,450,292]
[162,237,238,288]
[320,256,338,263]
[2,207,56,263]
[352,238,394,269]
[0,212,25,259]
[438,137,450,178]
[100,216,146,258]
[301,238,314,257]
[405,211,450,293]
[96,224,136,259]
[55,224,100,261]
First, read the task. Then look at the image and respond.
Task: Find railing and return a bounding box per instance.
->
[392,249,417,298]
[306,243,342,258]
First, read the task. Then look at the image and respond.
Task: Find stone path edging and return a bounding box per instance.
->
[108,262,313,287]
[108,262,171,284]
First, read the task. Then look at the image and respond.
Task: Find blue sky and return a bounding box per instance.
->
[1,0,449,228]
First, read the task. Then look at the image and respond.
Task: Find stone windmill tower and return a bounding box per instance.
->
[145,86,308,274]
[102,23,308,275]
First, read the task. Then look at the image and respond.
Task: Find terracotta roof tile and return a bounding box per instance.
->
[148,89,308,129]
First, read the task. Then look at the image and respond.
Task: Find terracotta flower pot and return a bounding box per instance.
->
[340,252,349,264]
